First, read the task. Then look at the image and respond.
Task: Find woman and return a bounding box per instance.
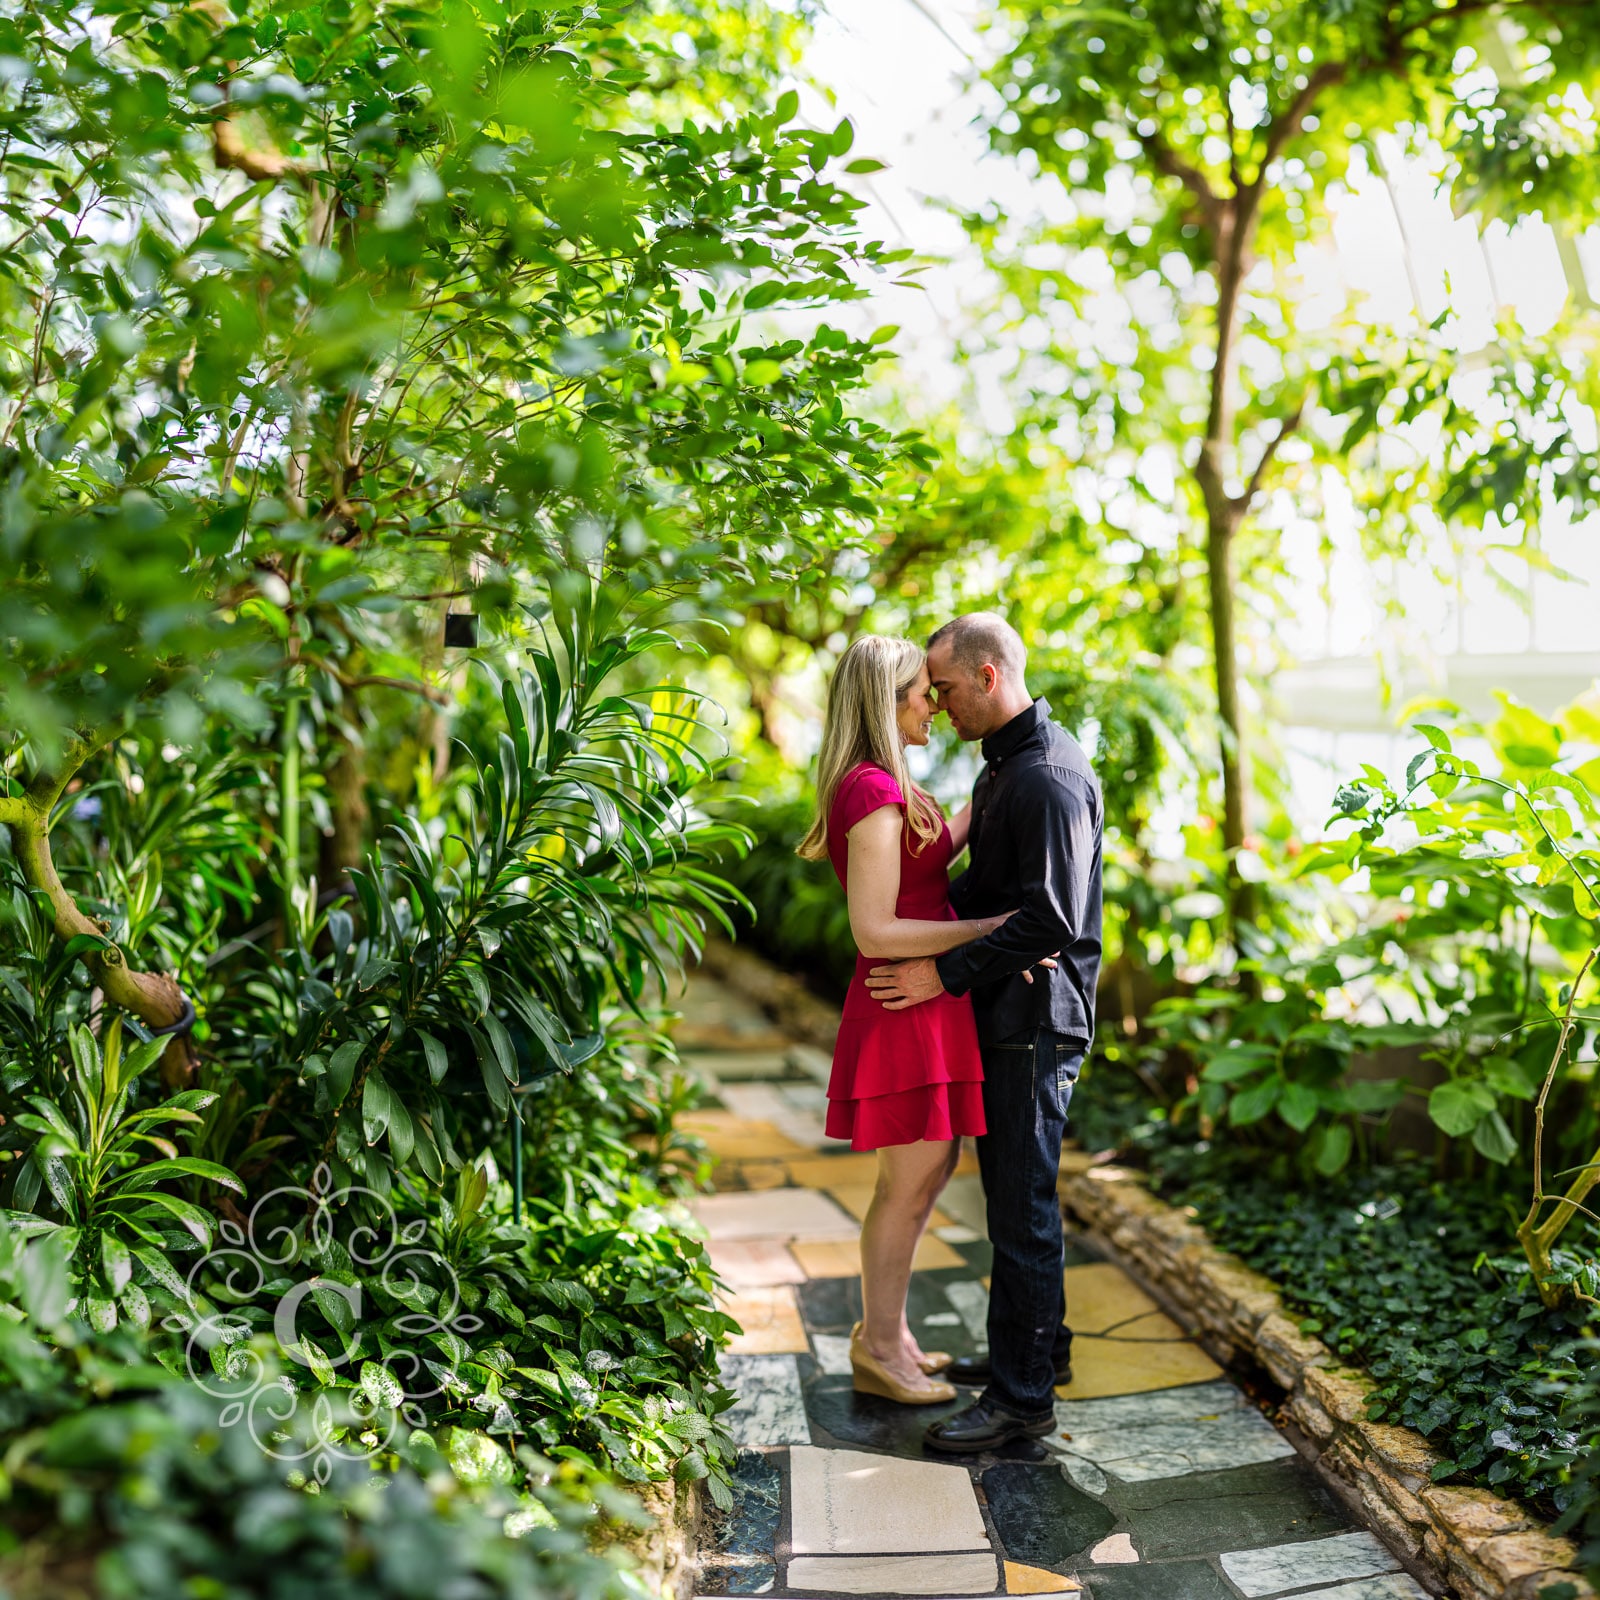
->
[797,635,1006,1405]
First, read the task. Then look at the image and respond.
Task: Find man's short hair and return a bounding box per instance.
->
[927,612,1028,682]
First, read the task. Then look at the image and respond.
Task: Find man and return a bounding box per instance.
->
[865,612,1103,1453]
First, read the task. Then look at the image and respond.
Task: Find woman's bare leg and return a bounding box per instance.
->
[859,1138,960,1385]
[899,1138,962,1364]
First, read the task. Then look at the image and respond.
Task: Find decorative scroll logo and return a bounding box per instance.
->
[164,1163,480,1480]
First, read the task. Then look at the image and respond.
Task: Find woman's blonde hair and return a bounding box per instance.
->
[797,635,943,862]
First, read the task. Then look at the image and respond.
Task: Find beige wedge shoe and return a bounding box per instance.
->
[849,1321,951,1375]
[849,1324,957,1405]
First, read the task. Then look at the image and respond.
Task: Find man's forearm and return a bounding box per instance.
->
[936,911,1071,996]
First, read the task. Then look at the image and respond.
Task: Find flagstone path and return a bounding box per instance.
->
[677,971,1433,1600]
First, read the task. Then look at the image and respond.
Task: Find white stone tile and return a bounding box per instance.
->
[1292,1578,1431,1600]
[1059,1455,1108,1496]
[789,1446,990,1555]
[720,1083,798,1119]
[786,1554,1000,1594]
[943,1279,990,1343]
[1059,1378,1246,1429]
[922,1311,963,1327]
[690,1189,860,1242]
[934,1224,983,1245]
[1220,1532,1401,1597]
[780,1083,829,1111]
[718,1354,811,1447]
[786,1043,835,1084]
[811,1334,854,1376]
[1054,1379,1294,1482]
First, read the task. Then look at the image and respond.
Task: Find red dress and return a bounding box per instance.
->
[823,763,986,1151]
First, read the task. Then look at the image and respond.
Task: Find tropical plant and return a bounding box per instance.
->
[4,1019,239,1332]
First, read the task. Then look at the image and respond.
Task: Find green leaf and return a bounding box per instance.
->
[1482,1056,1538,1102]
[1278,1081,1320,1133]
[361,1360,404,1409]
[101,1234,132,1293]
[326,1040,364,1107]
[1471,1109,1518,1164]
[1427,1079,1495,1137]
[112,1191,214,1248]
[1230,1079,1281,1126]
[417,1030,449,1085]
[108,1157,243,1194]
[363,1072,393,1145]
[1312,1123,1353,1176]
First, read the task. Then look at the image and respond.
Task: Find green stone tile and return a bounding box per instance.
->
[1084,1558,1234,1599]
[981,1463,1115,1567]
[1104,1458,1352,1560]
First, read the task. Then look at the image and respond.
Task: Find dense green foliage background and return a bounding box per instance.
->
[4,0,1600,1590]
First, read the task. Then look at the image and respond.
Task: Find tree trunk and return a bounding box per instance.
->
[1206,509,1254,926]
[1194,193,1256,931]
[319,727,369,883]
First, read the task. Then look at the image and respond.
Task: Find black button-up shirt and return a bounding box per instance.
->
[934,698,1103,1046]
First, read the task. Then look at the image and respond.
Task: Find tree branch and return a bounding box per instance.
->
[329,667,449,705]
[1233,395,1309,512]
[3,740,199,1082]
[1137,130,1224,232]
[1261,62,1346,172]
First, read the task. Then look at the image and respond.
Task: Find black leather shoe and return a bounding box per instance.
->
[923,1395,1056,1454]
[945,1352,1073,1388]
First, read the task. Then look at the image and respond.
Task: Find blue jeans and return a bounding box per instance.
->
[975,1029,1083,1414]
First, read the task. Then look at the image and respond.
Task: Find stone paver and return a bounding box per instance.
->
[686,972,1424,1600]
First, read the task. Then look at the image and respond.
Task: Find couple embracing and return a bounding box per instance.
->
[797,612,1103,1453]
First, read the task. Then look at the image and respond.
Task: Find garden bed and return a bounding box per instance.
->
[1060,1159,1593,1600]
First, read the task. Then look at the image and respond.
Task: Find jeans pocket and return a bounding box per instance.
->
[1055,1048,1084,1097]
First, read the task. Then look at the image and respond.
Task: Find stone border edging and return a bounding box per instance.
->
[1059,1161,1594,1600]
[697,938,842,1052]
[616,1466,701,1598]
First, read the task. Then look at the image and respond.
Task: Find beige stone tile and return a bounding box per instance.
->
[1054,1328,1223,1400]
[1088,1534,1138,1564]
[673,1021,793,1051]
[935,1173,989,1237]
[791,1233,965,1279]
[786,1554,999,1595]
[721,1284,809,1354]
[711,1158,791,1193]
[1112,1310,1192,1342]
[681,1112,810,1161]
[772,1110,836,1150]
[1006,1561,1083,1593]
[1064,1262,1161,1334]
[824,1183,951,1231]
[691,1187,859,1242]
[785,1152,885,1189]
[708,1238,806,1288]
[1058,1149,1096,1176]
[788,1445,989,1554]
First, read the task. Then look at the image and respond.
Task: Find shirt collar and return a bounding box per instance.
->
[981,697,1050,766]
